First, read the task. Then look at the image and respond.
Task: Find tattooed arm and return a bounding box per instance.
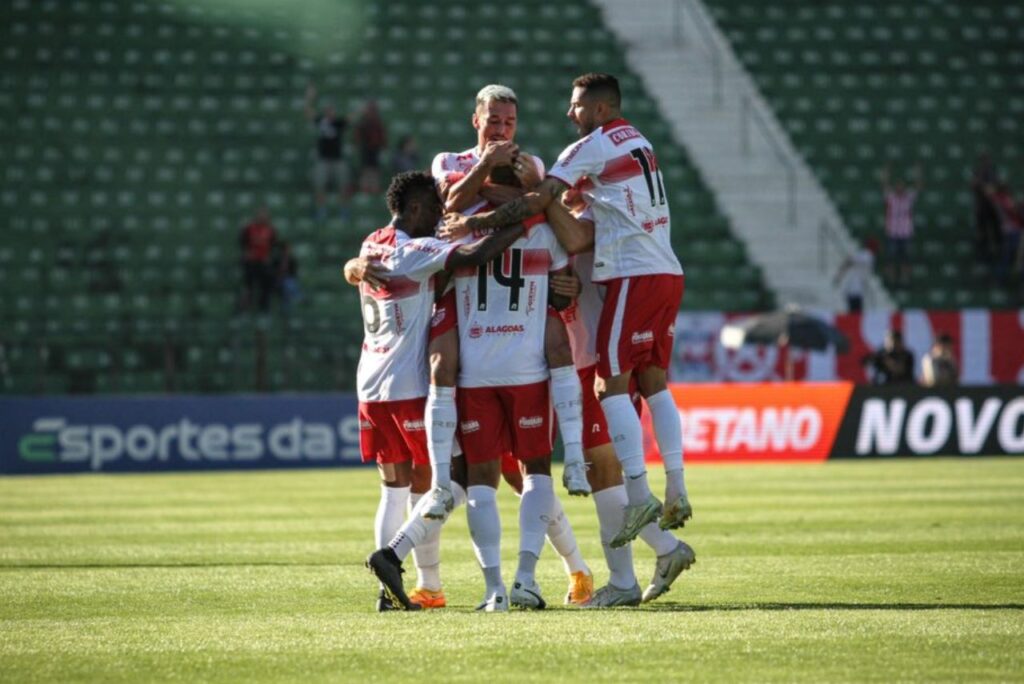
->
[443,177,566,236]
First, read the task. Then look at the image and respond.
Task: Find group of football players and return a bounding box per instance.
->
[347,73,695,611]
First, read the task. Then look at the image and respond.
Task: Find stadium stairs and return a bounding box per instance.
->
[594,0,893,310]
[702,0,1024,309]
[1,0,773,394]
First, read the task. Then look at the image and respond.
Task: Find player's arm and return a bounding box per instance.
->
[547,266,573,312]
[342,257,387,289]
[445,141,519,213]
[446,223,526,270]
[545,198,594,255]
[442,176,566,238]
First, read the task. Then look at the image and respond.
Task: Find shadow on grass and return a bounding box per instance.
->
[0,562,335,570]
[638,602,1024,612]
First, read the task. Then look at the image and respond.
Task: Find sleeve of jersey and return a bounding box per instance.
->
[430,153,468,187]
[547,136,602,188]
[401,238,459,282]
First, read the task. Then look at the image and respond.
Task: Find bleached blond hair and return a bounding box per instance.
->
[475,84,518,109]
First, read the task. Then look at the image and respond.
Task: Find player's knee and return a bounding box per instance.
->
[637,366,668,397]
[410,462,432,494]
[585,446,624,491]
[378,460,412,487]
[467,460,501,487]
[521,456,551,477]
[502,467,523,494]
[450,455,468,489]
[597,372,630,401]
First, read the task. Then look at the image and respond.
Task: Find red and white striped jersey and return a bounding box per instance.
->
[453,217,569,388]
[885,190,917,238]
[548,118,683,283]
[356,226,457,403]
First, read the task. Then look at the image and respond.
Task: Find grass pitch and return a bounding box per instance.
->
[2,458,1023,682]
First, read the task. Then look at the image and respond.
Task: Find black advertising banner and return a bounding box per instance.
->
[831,385,1024,458]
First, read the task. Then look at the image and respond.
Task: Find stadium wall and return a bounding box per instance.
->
[672,309,1024,384]
[3,386,1021,475]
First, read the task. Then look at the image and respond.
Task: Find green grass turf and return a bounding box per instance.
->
[1,458,1023,683]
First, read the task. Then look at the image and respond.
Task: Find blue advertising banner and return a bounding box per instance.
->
[0,394,363,475]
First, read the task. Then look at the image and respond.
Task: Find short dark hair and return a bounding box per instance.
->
[573,72,621,108]
[488,164,521,188]
[386,171,436,215]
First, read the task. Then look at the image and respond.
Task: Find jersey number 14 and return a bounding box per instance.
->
[477,248,525,312]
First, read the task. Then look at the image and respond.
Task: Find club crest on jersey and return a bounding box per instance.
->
[469,325,483,339]
[460,420,481,433]
[631,330,654,345]
[402,419,425,432]
[518,416,544,429]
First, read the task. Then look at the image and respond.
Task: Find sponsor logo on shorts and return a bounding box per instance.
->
[461,420,481,433]
[469,325,483,339]
[631,330,654,345]
[518,416,543,429]
[359,420,373,430]
[431,308,446,328]
[591,423,602,433]
[402,420,425,432]
[667,322,675,338]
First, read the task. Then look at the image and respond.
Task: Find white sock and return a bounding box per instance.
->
[426,385,457,489]
[550,366,585,467]
[647,389,687,501]
[516,474,555,584]
[546,496,589,575]
[374,484,409,549]
[451,481,468,508]
[467,485,502,576]
[388,492,438,560]
[403,493,441,591]
[593,486,637,589]
[638,521,680,557]
[600,394,652,505]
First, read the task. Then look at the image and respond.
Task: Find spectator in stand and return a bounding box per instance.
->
[862,329,915,385]
[354,99,387,194]
[970,152,1001,262]
[921,333,959,387]
[989,181,1022,283]
[833,237,876,312]
[274,240,302,314]
[390,134,421,175]
[881,164,923,287]
[239,206,277,313]
[304,83,350,223]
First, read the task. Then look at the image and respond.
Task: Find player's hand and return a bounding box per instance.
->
[344,257,387,289]
[550,270,581,299]
[479,182,523,207]
[513,153,541,189]
[439,212,473,241]
[481,141,519,168]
